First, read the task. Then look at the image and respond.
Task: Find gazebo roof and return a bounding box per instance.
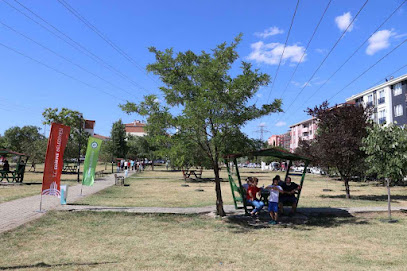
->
[225,147,310,162]
[0,149,28,156]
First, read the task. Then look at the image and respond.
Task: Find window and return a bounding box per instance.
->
[379,109,386,124]
[367,94,373,106]
[378,90,385,104]
[394,83,402,96]
[394,104,403,117]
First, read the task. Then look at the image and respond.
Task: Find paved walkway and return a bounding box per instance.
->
[60,204,407,215]
[0,172,129,234]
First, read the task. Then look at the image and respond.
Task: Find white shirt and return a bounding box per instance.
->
[266,185,282,203]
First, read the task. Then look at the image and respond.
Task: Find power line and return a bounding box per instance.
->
[281,0,369,113]
[266,0,300,103]
[301,0,406,106]
[327,38,407,101]
[278,0,333,100]
[56,0,160,85]
[369,63,407,89]
[0,40,126,101]
[2,0,149,92]
[0,20,135,97]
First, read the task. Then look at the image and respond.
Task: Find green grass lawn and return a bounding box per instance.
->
[1,211,406,270]
[77,167,407,209]
[0,163,110,203]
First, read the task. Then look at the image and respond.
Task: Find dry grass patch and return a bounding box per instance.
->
[0,163,110,203]
[78,168,407,209]
[0,211,406,270]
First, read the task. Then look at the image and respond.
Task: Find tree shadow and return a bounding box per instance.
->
[0,261,116,270]
[320,194,407,202]
[224,207,370,232]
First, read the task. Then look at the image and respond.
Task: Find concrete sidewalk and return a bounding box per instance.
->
[60,204,407,215]
[0,172,129,234]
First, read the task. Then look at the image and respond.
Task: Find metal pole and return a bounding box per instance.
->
[77,116,82,183]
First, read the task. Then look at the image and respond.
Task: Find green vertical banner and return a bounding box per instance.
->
[82,137,102,186]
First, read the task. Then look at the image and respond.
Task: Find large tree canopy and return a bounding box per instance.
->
[42,107,88,160]
[121,35,282,216]
[307,101,371,199]
[2,125,46,163]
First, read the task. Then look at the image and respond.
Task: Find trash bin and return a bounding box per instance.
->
[60,185,68,205]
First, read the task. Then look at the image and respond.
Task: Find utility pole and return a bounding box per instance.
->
[254,123,270,141]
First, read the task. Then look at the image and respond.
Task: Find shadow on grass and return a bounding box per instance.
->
[320,194,407,202]
[225,207,370,232]
[0,261,116,270]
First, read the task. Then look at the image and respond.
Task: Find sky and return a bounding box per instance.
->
[1,0,407,141]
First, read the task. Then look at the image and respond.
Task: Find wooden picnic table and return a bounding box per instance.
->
[63,164,78,173]
[182,168,203,180]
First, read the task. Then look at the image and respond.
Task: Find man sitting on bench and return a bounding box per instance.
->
[279,176,301,215]
[3,160,10,172]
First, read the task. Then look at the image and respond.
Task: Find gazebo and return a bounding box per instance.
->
[0,149,30,182]
[224,148,311,214]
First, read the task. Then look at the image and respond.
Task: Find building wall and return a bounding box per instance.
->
[392,81,407,125]
[289,118,317,152]
[347,74,407,127]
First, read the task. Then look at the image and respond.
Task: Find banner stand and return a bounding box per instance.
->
[36,194,46,213]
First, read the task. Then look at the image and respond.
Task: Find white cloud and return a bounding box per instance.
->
[247,41,306,65]
[394,33,407,39]
[256,93,263,98]
[275,121,286,127]
[366,30,394,55]
[315,48,327,54]
[291,77,326,88]
[254,26,284,39]
[260,122,266,126]
[335,12,354,32]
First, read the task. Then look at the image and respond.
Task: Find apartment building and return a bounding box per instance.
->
[267,131,291,150]
[125,120,147,137]
[289,117,318,152]
[346,74,407,125]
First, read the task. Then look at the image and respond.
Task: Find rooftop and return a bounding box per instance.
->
[346,73,407,101]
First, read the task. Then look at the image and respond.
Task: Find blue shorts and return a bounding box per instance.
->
[268,202,279,213]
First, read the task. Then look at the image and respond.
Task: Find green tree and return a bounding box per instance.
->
[362,123,407,220]
[127,135,157,169]
[42,108,88,160]
[121,35,282,216]
[3,126,44,153]
[307,102,371,199]
[3,126,47,164]
[110,119,127,159]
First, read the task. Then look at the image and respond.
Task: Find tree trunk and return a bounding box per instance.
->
[213,163,226,216]
[386,178,392,221]
[344,178,351,199]
[151,162,154,171]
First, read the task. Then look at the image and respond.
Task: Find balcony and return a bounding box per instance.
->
[366,101,374,107]
[378,97,385,104]
[379,117,386,124]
